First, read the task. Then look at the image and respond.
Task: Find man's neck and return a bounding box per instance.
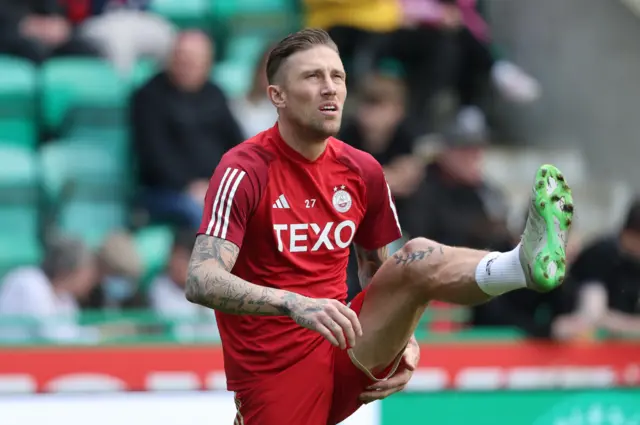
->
[278,118,328,161]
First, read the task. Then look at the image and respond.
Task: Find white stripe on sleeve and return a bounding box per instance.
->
[386,183,402,235]
[220,170,246,239]
[206,167,232,235]
[212,168,240,237]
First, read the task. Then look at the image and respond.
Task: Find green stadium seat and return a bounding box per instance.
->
[225,34,270,65]
[129,59,159,89]
[212,0,296,19]
[60,201,128,248]
[0,145,42,274]
[62,127,130,158]
[0,56,37,148]
[40,141,130,247]
[134,225,174,289]
[211,60,253,98]
[151,0,211,29]
[40,58,127,135]
[212,0,300,40]
[40,140,128,197]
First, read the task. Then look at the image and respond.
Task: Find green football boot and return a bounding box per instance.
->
[520,164,575,292]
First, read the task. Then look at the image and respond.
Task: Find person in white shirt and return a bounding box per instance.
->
[0,237,99,344]
[231,45,278,139]
[149,229,218,342]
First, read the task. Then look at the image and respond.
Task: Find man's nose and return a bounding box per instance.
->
[321,78,337,97]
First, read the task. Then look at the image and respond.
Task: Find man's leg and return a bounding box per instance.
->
[350,164,575,373]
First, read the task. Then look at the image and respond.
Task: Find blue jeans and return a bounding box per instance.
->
[142,188,203,229]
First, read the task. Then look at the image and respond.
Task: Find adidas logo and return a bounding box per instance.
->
[272,194,290,209]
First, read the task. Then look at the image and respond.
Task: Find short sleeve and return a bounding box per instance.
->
[197,150,264,248]
[354,160,403,250]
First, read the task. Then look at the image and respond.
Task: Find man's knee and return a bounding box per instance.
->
[392,237,445,292]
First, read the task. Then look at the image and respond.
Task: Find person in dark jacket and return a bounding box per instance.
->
[131,30,244,228]
[0,0,98,63]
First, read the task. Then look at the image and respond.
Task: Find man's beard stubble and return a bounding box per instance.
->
[298,113,341,141]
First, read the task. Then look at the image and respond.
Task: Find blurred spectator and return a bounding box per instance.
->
[340,63,424,221]
[403,110,518,332]
[149,228,219,341]
[131,31,244,228]
[552,199,640,340]
[68,0,176,76]
[342,63,424,302]
[231,45,277,139]
[81,231,146,311]
[0,236,98,343]
[0,0,98,63]
[403,108,512,250]
[401,0,540,128]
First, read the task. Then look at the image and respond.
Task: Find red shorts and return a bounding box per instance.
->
[232,289,400,425]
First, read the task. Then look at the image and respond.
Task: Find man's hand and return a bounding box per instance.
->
[551,314,595,341]
[287,296,363,350]
[359,335,420,403]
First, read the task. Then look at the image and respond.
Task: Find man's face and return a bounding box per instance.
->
[438,146,485,186]
[270,45,347,140]
[169,33,212,91]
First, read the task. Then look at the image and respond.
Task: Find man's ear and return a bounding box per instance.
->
[267,84,286,109]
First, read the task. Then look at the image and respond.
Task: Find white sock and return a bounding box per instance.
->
[475,245,527,296]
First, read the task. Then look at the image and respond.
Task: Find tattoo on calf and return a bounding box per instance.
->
[393,247,438,266]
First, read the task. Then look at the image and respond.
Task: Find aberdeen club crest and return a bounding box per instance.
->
[332,186,352,213]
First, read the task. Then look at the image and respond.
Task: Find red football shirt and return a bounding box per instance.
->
[197,124,402,391]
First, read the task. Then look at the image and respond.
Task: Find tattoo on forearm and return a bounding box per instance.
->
[186,235,284,315]
[393,247,438,266]
[186,235,336,327]
[355,245,389,289]
[278,293,328,328]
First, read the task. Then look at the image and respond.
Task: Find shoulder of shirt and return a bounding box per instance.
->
[330,136,384,181]
[220,130,278,175]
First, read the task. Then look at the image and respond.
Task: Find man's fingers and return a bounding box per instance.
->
[321,316,347,350]
[316,323,340,347]
[359,386,404,403]
[367,369,411,391]
[337,302,363,337]
[330,309,357,349]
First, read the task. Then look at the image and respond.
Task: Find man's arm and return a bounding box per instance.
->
[185,234,363,349]
[353,244,390,290]
[186,234,299,316]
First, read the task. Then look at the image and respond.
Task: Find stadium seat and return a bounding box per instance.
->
[134,225,174,289]
[60,201,128,248]
[150,0,212,29]
[0,56,37,148]
[209,0,299,61]
[129,59,159,89]
[211,60,253,98]
[40,58,127,135]
[0,145,42,274]
[212,0,296,21]
[40,141,130,247]
[225,34,270,66]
